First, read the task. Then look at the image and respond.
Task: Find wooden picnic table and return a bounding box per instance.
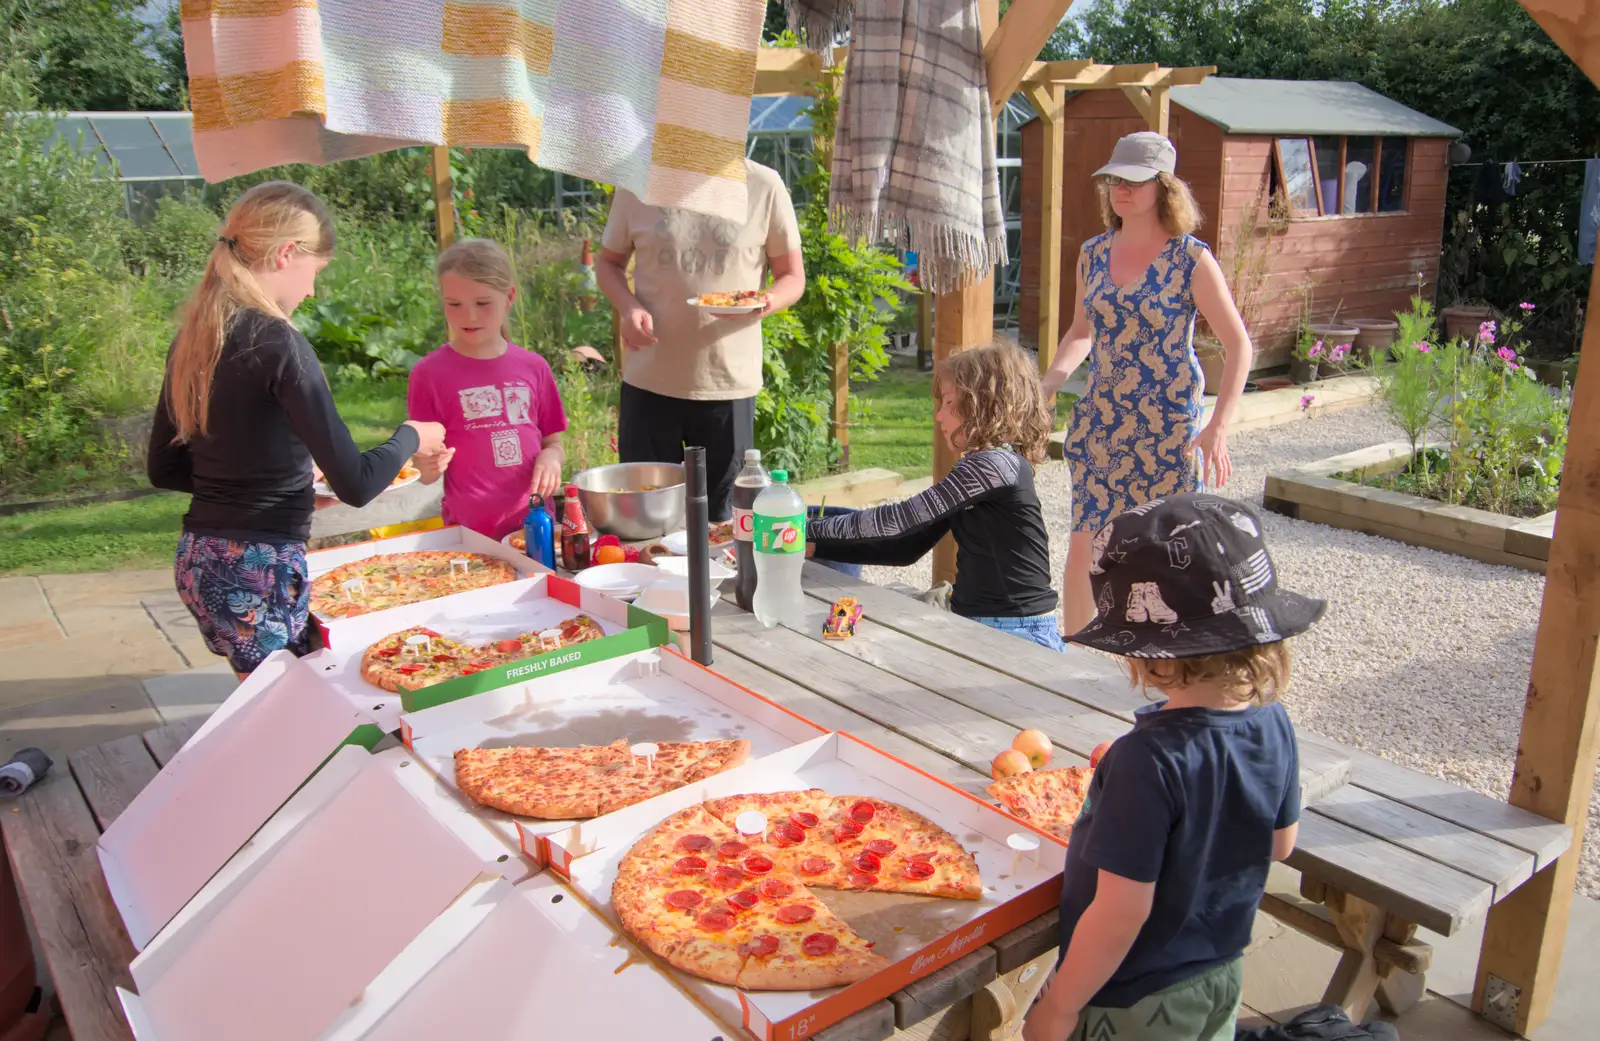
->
[0,563,1572,1041]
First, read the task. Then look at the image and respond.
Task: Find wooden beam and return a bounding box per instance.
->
[1025,82,1065,374]
[932,274,996,585]
[755,46,824,96]
[831,340,850,467]
[1120,86,1156,126]
[985,0,1080,115]
[1045,63,1215,90]
[1518,0,1600,86]
[1021,58,1095,84]
[1474,255,1600,1034]
[430,146,455,250]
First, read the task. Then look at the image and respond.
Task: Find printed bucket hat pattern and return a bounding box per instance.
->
[1069,493,1326,659]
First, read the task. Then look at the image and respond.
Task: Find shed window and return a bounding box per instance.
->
[1272,136,1410,216]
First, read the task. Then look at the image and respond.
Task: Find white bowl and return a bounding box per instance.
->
[652,555,736,583]
[635,579,721,630]
[572,563,660,598]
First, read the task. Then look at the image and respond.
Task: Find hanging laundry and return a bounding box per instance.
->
[785,0,1007,294]
[1475,163,1512,204]
[180,0,766,220]
[1580,159,1600,267]
[1503,161,1523,195]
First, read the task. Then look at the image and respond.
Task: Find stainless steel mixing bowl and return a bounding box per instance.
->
[570,462,687,541]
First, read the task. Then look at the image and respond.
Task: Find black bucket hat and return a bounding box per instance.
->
[1069,494,1326,659]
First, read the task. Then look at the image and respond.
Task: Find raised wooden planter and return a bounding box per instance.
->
[1263,442,1556,573]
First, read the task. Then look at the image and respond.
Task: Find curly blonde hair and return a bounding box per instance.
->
[1097,171,1203,237]
[934,344,1052,464]
[1125,642,1292,706]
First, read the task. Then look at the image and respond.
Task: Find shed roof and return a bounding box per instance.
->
[1169,78,1460,138]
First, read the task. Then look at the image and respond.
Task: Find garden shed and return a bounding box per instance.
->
[1017,77,1462,368]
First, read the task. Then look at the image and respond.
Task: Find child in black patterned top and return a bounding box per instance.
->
[806,344,1063,649]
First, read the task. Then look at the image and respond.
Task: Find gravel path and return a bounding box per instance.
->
[855,404,1598,899]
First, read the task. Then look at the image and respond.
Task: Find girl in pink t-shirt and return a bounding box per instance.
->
[408,239,569,538]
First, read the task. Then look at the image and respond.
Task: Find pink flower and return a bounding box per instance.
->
[1479,320,1497,345]
[609,434,618,453]
[1497,346,1517,363]
[1308,340,1324,358]
[1300,394,1315,412]
[1519,301,1536,311]
[1330,343,1350,361]
[1413,340,1433,353]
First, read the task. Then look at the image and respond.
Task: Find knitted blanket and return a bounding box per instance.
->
[181,0,765,220]
[786,0,1007,293]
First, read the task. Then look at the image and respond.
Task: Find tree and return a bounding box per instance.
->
[3,0,182,111]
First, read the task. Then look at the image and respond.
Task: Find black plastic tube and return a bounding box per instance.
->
[683,446,713,666]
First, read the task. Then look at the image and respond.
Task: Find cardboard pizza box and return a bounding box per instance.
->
[304,873,738,1041]
[545,733,1067,1041]
[309,573,671,728]
[306,523,551,641]
[399,646,830,867]
[98,652,386,950]
[116,747,513,1041]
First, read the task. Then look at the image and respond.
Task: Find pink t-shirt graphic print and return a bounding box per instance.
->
[407,343,568,539]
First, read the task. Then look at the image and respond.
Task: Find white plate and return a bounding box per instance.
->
[571,562,660,598]
[685,296,764,316]
[662,529,735,556]
[313,469,421,501]
[652,555,736,583]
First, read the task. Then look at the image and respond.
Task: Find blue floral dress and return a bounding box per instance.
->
[1065,232,1206,534]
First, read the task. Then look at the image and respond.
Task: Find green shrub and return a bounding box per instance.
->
[124,197,221,278]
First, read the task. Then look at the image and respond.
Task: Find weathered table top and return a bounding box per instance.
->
[1,563,1570,1041]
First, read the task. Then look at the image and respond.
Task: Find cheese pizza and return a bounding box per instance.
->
[986,766,1094,842]
[311,551,518,620]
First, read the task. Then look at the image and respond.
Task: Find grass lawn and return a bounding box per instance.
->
[1,358,1070,576]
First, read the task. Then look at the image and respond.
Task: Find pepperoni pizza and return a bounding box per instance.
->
[613,790,981,991]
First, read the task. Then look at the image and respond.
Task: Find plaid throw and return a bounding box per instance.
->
[181,0,765,220]
[786,0,1007,293]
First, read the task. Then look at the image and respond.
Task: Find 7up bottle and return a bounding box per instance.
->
[751,470,807,628]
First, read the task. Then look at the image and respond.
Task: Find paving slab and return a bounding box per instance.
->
[0,681,160,762]
[141,593,213,668]
[35,570,172,609]
[141,663,238,726]
[0,576,55,629]
[0,619,64,651]
[0,632,186,713]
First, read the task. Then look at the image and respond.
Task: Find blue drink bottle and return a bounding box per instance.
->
[523,495,556,569]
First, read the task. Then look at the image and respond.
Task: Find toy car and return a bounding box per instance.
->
[822,597,862,640]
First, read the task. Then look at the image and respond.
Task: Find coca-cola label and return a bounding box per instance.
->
[733,507,756,542]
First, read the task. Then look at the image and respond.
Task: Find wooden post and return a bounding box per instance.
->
[931,274,996,585]
[916,288,934,372]
[831,340,850,467]
[1024,82,1064,374]
[431,146,455,251]
[1472,262,1600,1034]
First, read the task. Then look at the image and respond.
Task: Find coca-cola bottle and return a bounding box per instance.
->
[731,450,770,611]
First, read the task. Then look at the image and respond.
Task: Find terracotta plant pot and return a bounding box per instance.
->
[1442,304,1495,344]
[1348,317,1400,363]
[1288,357,1320,385]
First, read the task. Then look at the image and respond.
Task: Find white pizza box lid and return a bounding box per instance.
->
[399,647,830,868]
[305,523,549,581]
[306,873,737,1041]
[98,652,386,951]
[309,573,661,728]
[120,747,510,1041]
[545,732,1067,1041]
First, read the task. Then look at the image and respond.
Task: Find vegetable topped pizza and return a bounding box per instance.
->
[358,615,605,692]
[689,290,769,309]
[310,551,519,620]
[613,789,981,991]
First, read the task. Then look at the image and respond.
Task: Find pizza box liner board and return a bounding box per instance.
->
[306,521,548,606]
[97,651,387,951]
[115,746,524,1041]
[310,573,671,729]
[546,732,1067,1041]
[400,646,830,867]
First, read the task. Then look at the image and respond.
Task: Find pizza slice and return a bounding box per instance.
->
[730,873,889,991]
[359,627,475,692]
[818,795,984,900]
[454,741,632,818]
[986,766,1094,842]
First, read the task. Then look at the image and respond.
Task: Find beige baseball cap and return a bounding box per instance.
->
[1094,131,1177,182]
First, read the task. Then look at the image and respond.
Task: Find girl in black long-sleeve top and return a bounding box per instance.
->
[807,344,1065,650]
[148,182,446,675]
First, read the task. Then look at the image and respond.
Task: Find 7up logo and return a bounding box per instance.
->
[754,514,805,555]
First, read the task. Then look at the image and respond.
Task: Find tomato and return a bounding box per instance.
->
[495,639,522,654]
[397,664,427,674]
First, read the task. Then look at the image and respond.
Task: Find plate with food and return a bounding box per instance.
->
[663,521,735,556]
[313,462,421,501]
[687,290,768,316]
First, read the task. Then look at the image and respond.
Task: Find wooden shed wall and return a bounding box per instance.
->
[1019,96,1450,369]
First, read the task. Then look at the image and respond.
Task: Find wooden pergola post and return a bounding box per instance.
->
[1471,9,1600,1033]
[430,146,455,251]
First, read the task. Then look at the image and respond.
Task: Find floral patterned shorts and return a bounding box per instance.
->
[174,533,312,674]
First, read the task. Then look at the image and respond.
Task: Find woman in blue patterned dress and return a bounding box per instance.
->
[1040,133,1254,634]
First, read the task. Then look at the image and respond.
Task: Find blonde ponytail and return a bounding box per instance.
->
[167,182,334,441]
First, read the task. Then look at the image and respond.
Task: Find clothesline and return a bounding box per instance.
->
[1454,158,1594,168]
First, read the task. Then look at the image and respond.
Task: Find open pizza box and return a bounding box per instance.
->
[309,573,670,731]
[98,651,387,951]
[296,872,738,1041]
[399,646,830,867]
[545,732,1067,1041]
[114,746,524,1041]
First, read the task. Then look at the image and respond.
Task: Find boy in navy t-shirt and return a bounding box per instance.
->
[1023,494,1326,1041]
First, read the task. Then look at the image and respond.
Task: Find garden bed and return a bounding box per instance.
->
[1263,441,1555,573]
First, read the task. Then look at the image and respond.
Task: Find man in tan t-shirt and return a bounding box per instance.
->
[596,159,805,520]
